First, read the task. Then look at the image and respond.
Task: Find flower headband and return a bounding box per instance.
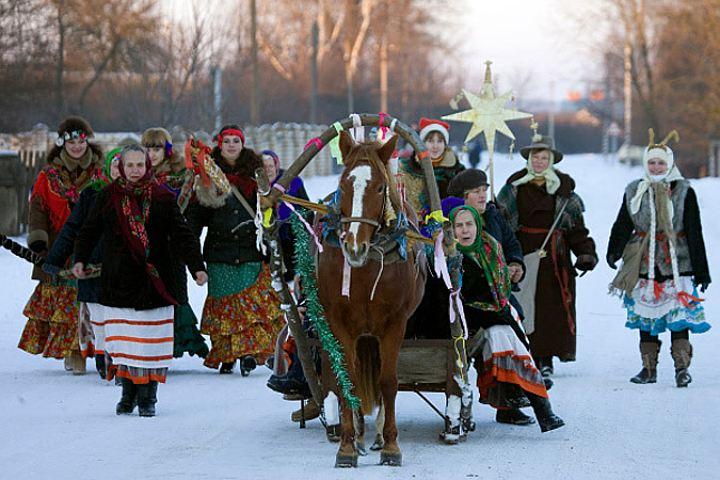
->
[55,130,88,147]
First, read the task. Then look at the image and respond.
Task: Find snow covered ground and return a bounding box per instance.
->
[1,153,718,479]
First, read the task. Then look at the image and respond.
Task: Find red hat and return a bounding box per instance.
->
[419,117,450,143]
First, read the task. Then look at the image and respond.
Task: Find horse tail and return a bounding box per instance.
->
[355,335,381,414]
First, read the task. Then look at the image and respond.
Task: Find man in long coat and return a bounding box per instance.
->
[496,134,597,378]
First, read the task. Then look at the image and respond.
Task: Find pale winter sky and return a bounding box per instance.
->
[451,0,607,102]
[163,0,607,103]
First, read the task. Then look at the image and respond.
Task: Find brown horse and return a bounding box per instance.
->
[317,131,426,467]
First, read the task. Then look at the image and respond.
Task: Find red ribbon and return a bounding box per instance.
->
[304,137,324,151]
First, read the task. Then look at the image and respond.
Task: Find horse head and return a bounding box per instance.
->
[337,131,398,268]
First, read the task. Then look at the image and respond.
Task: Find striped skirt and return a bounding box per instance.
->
[476,325,548,409]
[89,304,174,384]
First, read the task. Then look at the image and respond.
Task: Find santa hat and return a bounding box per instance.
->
[419,117,450,144]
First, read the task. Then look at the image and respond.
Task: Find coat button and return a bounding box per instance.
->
[233,209,239,214]
[234,235,239,240]
[234,259,240,264]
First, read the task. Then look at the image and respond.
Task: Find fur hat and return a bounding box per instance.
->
[448,169,489,197]
[55,116,93,147]
[419,117,450,144]
[520,134,563,163]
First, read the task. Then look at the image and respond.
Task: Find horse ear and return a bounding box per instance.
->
[376,134,398,165]
[339,131,354,159]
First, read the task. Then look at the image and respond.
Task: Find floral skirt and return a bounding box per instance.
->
[624,277,710,336]
[476,325,548,409]
[18,283,79,359]
[201,262,282,369]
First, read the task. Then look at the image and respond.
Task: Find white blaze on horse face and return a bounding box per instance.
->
[347,165,372,251]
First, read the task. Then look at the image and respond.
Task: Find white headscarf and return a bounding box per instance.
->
[629,145,684,215]
[511,150,561,194]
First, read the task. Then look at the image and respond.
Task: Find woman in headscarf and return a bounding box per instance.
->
[142,127,209,359]
[496,132,597,380]
[185,125,283,375]
[43,148,121,379]
[450,204,564,433]
[607,130,710,387]
[73,144,207,416]
[18,116,103,374]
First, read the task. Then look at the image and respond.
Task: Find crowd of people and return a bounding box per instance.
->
[14,115,711,434]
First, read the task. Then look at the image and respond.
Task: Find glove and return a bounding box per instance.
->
[574,254,597,272]
[606,252,620,270]
[29,240,48,258]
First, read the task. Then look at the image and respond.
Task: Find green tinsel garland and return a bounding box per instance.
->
[289,214,360,410]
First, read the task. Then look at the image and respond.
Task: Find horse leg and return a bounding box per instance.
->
[370,401,385,451]
[441,382,465,445]
[354,409,367,456]
[378,332,403,466]
[334,330,359,468]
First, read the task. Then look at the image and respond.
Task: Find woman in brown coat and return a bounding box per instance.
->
[496,134,597,379]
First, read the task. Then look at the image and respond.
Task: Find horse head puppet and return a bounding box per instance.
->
[337,131,399,267]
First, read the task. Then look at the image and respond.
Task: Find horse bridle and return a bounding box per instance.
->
[339,156,388,233]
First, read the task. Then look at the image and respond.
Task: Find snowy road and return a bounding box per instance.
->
[1,154,718,479]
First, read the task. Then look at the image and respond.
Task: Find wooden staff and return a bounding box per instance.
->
[256,169,324,407]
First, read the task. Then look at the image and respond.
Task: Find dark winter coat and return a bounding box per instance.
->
[185,167,264,267]
[607,182,710,285]
[274,170,309,280]
[43,188,104,302]
[496,169,597,361]
[483,202,524,268]
[74,187,205,310]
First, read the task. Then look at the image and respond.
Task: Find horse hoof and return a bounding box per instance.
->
[335,453,358,468]
[369,439,384,451]
[380,451,402,466]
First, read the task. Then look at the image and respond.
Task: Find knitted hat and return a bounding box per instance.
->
[55,116,93,147]
[419,117,450,144]
[447,169,489,197]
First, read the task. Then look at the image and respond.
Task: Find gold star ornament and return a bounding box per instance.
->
[442,61,532,156]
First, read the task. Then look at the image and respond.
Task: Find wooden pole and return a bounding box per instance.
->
[256,169,324,406]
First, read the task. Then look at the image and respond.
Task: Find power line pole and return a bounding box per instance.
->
[213,66,222,132]
[310,21,319,124]
[250,0,260,125]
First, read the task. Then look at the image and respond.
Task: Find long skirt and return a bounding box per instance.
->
[201,262,282,369]
[476,325,548,409]
[89,304,174,384]
[18,282,79,359]
[624,277,709,336]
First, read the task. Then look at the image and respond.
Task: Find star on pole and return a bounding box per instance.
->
[442,61,533,197]
[442,61,532,156]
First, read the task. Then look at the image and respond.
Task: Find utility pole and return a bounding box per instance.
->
[213,66,222,132]
[250,0,260,125]
[310,21,319,124]
[379,33,388,112]
[623,15,633,146]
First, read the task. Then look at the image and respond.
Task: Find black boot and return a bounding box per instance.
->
[95,355,107,380]
[137,381,158,417]
[116,378,137,415]
[219,361,236,374]
[527,393,565,432]
[240,356,257,376]
[536,357,554,378]
[630,341,660,384]
[496,408,536,426]
[671,338,693,388]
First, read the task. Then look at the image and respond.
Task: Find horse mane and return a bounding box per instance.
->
[343,140,402,218]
